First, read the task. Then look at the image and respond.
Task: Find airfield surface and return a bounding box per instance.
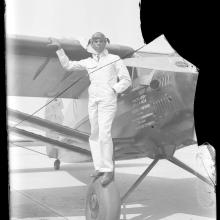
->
[9,144,216,220]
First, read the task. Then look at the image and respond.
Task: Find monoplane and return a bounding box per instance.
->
[7,35,215,220]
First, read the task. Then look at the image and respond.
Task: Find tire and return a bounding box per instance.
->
[85,177,121,220]
[54,159,60,170]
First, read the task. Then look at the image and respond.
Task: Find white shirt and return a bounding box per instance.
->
[56,49,131,94]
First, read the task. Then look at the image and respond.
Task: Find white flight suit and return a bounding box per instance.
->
[56,48,131,172]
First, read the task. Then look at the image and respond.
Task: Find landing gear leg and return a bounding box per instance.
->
[121,158,159,203]
[54,159,60,170]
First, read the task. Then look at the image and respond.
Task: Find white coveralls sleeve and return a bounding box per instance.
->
[112,59,131,94]
[56,49,87,71]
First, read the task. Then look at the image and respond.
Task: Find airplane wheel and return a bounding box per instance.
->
[54,159,60,170]
[85,178,121,220]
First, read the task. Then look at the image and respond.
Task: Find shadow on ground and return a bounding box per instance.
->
[10,162,216,219]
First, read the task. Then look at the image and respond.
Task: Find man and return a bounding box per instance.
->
[48,32,131,186]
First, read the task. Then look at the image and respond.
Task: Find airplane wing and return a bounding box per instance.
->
[124,54,198,74]
[7,35,135,98]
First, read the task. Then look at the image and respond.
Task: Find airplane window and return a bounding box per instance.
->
[126,67,157,90]
[127,66,133,78]
[137,68,155,86]
[132,68,140,89]
[126,67,136,88]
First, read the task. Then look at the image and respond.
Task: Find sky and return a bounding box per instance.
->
[5,0,176,53]
[6,0,145,49]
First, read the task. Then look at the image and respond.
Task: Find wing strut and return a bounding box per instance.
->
[9,126,91,156]
[120,154,214,204]
[121,158,159,203]
[168,156,214,186]
[8,108,134,146]
[33,57,51,80]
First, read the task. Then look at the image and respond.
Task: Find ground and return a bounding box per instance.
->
[9,144,216,220]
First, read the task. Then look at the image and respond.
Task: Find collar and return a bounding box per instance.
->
[92,49,108,61]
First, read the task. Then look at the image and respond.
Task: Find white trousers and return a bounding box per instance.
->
[88,85,117,172]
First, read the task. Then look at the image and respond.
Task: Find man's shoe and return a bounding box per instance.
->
[90,170,104,178]
[101,172,114,186]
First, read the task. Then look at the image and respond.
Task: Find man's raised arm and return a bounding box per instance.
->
[48,38,87,71]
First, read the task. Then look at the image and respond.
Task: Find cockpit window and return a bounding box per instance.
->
[137,68,156,86]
